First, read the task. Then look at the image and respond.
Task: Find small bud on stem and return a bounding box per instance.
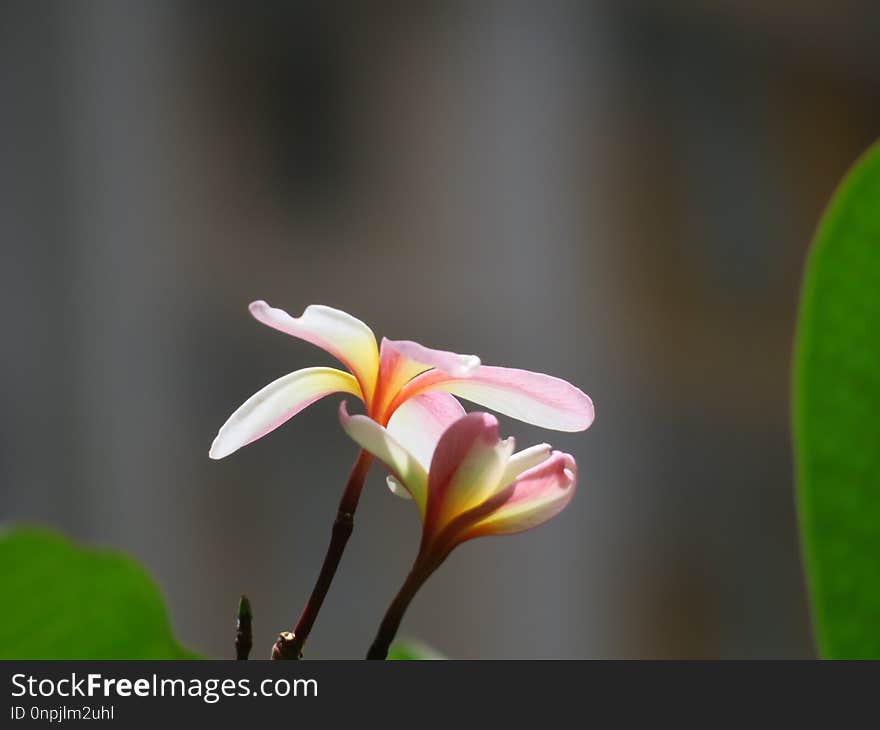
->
[235,595,253,660]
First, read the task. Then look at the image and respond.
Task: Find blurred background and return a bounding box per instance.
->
[3,0,880,659]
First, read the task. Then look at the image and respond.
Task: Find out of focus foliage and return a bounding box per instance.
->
[0,526,197,659]
[387,640,445,660]
[793,141,880,659]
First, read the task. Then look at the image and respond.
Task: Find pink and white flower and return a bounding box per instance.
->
[340,404,576,558]
[209,302,594,460]
[341,405,578,659]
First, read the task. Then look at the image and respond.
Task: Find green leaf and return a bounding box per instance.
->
[793,140,880,659]
[0,525,198,659]
[387,639,445,660]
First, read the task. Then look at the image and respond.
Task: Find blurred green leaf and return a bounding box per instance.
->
[793,140,880,659]
[0,525,198,659]
[387,639,445,660]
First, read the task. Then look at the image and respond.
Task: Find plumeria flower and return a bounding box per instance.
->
[338,403,577,659]
[209,300,592,658]
[209,302,594,460]
[339,403,577,562]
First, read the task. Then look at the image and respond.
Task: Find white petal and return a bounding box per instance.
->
[209,367,361,459]
[249,301,380,403]
[386,475,413,500]
[499,443,553,488]
[338,402,428,515]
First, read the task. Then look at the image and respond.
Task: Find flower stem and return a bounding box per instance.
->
[366,558,437,660]
[279,449,374,659]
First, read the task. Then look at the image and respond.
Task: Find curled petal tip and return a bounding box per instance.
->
[452,354,481,378]
[247,300,276,323]
[386,475,413,499]
[469,411,501,442]
[554,451,578,487]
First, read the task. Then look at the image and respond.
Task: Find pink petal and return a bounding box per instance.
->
[398,365,594,432]
[464,451,577,538]
[423,413,514,542]
[383,338,480,378]
[372,337,479,421]
[386,392,467,470]
[370,338,433,421]
[209,367,362,459]
[249,301,380,403]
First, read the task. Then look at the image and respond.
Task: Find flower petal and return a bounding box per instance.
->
[465,451,577,538]
[499,443,553,489]
[386,475,412,499]
[383,338,480,378]
[399,365,594,432]
[372,338,479,421]
[249,301,380,404]
[386,392,467,471]
[210,367,361,459]
[424,413,514,541]
[338,402,428,515]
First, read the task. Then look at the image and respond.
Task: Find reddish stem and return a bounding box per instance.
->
[283,449,374,659]
[366,554,441,660]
